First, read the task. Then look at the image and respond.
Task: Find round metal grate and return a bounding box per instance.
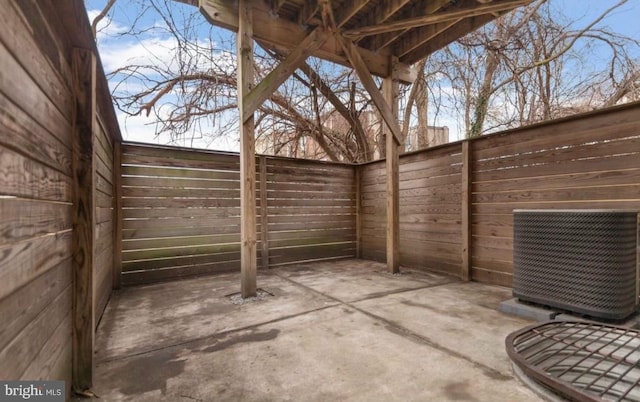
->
[507,321,640,402]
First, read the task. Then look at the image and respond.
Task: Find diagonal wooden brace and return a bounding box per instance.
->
[337,35,403,145]
[242,27,328,123]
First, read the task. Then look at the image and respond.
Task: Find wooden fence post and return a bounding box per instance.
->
[461,140,471,281]
[383,63,400,274]
[112,141,122,289]
[71,47,96,392]
[355,165,362,258]
[260,156,269,269]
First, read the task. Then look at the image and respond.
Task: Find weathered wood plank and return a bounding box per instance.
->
[71,48,96,391]
[259,156,269,269]
[20,313,72,381]
[473,199,640,215]
[0,91,71,174]
[0,231,72,301]
[470,267,513,288]
[266,199,355,207]
[474,168,640,194]
[122,197,241,209]
[122,233,242,250]
[0,199,72,245]
[472,184,640,204]
[123,206,241,219]
[238,0,257,298]
[0,259,71,353]
[122,260,240,285]
[268,220,354,232]
[0,41,71,143]
[122,252,242,272]
[266,206,356,215]
[0,284,71,379]
[122,165,240,180]
[0,144,73,201]
[123,242,242,262]
[474,153,640,183]
[123,216,240,231]
[460,141,470,281]
[121,176,240,190]
[123,224,243,240]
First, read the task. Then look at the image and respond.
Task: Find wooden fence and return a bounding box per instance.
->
[359,101,640,287]
[119,143,356,285]
[0,0,121,386]
[359,146,463,276]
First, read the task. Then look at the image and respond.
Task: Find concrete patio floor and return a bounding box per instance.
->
[90,259,544,401]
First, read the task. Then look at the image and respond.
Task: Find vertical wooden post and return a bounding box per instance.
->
[383,59,400,274]
[71,48,96,392]
[461,140,471,281]
[238,0,257,298]
[259,155,269,270]
[355,165,362,259]
[112,141,123,289]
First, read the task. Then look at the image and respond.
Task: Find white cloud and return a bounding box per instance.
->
[99,36,177,73]
[117,112,239,152]
[87,9,128,41]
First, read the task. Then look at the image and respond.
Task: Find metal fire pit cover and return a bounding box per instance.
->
[506,321,640,402]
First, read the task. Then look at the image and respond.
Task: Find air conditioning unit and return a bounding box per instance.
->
[513,210,638,320]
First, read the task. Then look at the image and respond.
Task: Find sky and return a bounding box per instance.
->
[86,0,640,149]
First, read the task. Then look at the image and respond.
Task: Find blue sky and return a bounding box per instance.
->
[86,0,640,148]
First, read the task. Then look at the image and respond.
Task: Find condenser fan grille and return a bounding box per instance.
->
[513,210,638,320]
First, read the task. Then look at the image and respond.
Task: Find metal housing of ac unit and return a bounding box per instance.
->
[513,210,638,320]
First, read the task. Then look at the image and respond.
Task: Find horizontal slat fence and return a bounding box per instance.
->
[120,143,356,285]
[470,103,640,287]
[265,157,356,266]
[360,145,463,276]
[94,115,115,323]
[359,101,640,287]
[0,0,121,388]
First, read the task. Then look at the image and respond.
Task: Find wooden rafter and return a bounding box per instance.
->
[343,0,528,39]
[396,19,460,58]
[401,13,497,64]
[199,0,416,83]
[335,0,369,28]
[369,0,452,51]
[242,27,327,122]
[297,0,320,25]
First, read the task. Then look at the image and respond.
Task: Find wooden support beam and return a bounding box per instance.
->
[238,0,257,298]
[355,165,362,258]
[461,140,471,281]
[383,62,400,274]
[71,47,96,392]
[297,0,320,25]
[400,13,496,64]
[344,0,529,38]
[242,27,327,122]
[397,20,460,58]
[112,141,122,289]
[259,156,269,270]
[200,0,416,83]
[370,0,452,51]
[338,36,403,145]
[335,0,369,28]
